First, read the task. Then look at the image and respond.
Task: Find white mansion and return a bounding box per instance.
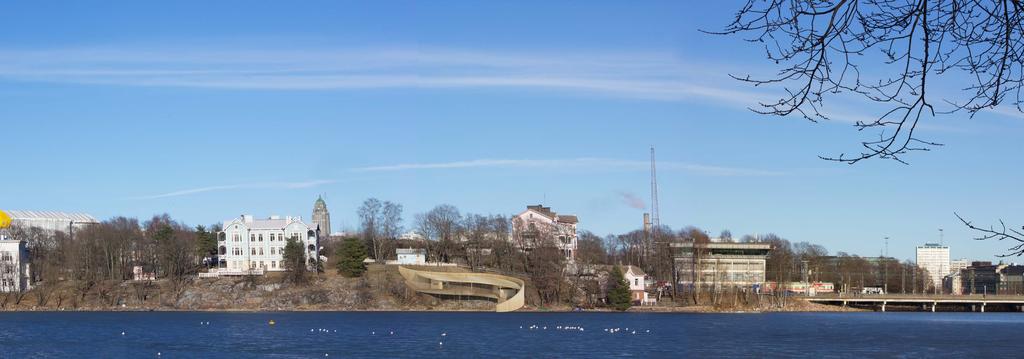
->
[216,215,321,274]
[512,205,579,261]
[0,238,31,293]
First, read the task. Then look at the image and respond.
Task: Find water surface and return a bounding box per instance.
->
[0,311,1019,358]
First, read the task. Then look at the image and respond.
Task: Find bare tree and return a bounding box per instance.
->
[358,198,384,261]
[416,204,462,263]
[717,0,1023,163]
[380,201,403,260]
[529,237,566,305]
[957,213,1024,256]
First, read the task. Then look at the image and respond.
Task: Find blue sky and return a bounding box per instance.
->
[1,1,1021,262]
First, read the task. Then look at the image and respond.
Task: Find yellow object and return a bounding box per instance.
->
[0,210,10,229]
[268,320,276,326]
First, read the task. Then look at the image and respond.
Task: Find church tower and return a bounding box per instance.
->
[312,195,331,237]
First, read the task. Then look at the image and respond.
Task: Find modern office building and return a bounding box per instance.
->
[512,205,579,261]
[960,261,999,295]
[0,210,98,233]
[671,241,771,288]
[311,196,331,239]
[215,215,320,274]
[998,265,1024,295]
[916,243,950,290]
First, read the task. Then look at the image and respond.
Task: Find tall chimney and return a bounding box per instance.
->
[643,213,651,234]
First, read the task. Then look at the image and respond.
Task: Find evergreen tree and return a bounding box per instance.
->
[195,225,217,258]
[282,237,307,283]
[607,266,632,311]
[336,237,368,277]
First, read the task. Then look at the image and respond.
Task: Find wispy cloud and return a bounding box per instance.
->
[0,46,770,104]
[130,179,335,200]
[351,158,785,177]
[617,191,647,210]
[987,106,1024,119]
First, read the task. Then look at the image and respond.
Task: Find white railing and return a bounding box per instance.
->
[199,268,265,277]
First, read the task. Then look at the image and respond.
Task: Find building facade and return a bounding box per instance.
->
[623,265,650,304]
[960,261,999,295]
[396,248,426,265]
[312,196,331,239]
[0,239,31,293]
[0,210,98,233]
[950,258,970,275]
[512,205,578,261]
[672,242,771,288]
[217,215,320,274]
[916,243,950,290]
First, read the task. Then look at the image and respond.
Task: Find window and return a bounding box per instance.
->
[233,234,240,242]
[250,234,255,242]
[251,248,256,255]
[258,234,263,242]
[634,279,639,286]
[259,248,264,255]
[272,261,277,268]
[270,234,275,241]
[270,248,276,255]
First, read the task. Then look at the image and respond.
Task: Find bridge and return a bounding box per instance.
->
[808,295,1024,312]
[398,266,526,312]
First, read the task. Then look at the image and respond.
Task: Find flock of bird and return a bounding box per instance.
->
[520,324,651,335]
[124,319,652,357]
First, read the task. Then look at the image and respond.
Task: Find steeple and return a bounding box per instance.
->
[312,196,331,237]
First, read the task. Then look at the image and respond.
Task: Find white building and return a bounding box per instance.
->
[396,248,426,265]
[950,258,970,275]
[512,205,578,261]
[623,265,653,304]
[216,215,320,274]
[399,231,426,241]
[916,243,950,290]
[0,210,98,233]
[0,239,31,293]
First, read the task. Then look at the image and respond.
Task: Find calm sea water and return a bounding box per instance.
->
[0,311,1020,358]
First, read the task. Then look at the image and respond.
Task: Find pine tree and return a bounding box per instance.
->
[607,266,632,311]
[336,237,368,277]
[195,225,217,258]
[282,237,307,283]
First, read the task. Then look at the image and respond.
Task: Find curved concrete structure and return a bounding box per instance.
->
[398,266,526,312]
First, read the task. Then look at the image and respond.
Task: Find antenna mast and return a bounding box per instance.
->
[650,146,661,239]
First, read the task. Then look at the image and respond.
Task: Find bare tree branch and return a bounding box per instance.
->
[956,212,1024,256]
[719,0,1024,163]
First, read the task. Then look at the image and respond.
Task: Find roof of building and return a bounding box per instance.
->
[523,205,578,224]
[556,215,578,224]
[670,242,772,250]
[624,265,646,278]
[228,215,310,230]
[314,196,328,210]
[526,205,556,219]
[2,210,98,223]
[397,248,426,255]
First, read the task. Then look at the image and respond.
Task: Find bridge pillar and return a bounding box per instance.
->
[981,303,986,313]
[842,301,847,308]
[932,302,936,313]
[881,301,887,312]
